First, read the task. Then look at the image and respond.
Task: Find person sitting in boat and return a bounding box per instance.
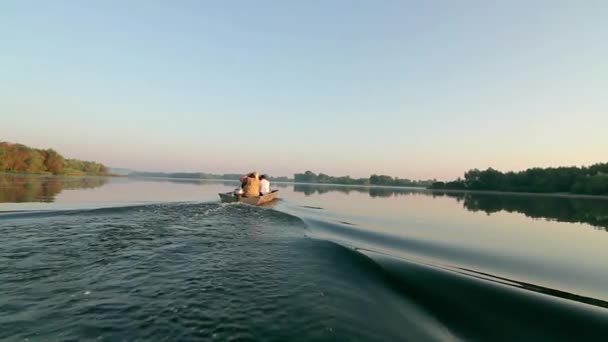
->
[242,172,261,197]
[259,174,270,195]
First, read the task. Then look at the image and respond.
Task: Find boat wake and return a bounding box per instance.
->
[275,202,608,340]
[1,201,607,340]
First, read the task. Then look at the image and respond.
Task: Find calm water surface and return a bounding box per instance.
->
[1,175,608,341]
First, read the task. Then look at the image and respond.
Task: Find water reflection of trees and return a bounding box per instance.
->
[433,192,608,231]
[0,174,109,203]
[293,184,421,197]
[293,184,608,231]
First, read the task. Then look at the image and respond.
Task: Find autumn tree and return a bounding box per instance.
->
[43,149,65,174]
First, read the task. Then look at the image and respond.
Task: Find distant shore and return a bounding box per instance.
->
[0,141,112,176]
[430,163,608,196]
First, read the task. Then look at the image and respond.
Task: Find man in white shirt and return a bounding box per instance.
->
[259,174,271,195]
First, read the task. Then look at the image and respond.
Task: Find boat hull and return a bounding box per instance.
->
[218,190,279,205]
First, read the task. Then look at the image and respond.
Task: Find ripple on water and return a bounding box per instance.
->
[3,203,435,341]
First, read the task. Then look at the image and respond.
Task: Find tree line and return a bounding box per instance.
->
[293,171,434,187]
[0,142,109,176]
[430,163,608,195]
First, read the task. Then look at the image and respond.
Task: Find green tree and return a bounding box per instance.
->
[26,150,45,173]
[1,141,109,176]
[436,162,608,195]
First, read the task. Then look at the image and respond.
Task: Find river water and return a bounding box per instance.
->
[1,175,607,341]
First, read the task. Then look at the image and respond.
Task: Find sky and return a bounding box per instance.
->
[1,0,607,180]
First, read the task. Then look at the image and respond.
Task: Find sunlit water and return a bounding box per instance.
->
[1,175,608,341]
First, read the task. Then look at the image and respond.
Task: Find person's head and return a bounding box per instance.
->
[248,172,255,178]
[260,174,268,180]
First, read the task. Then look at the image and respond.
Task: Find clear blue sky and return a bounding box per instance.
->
[1,1,607,179]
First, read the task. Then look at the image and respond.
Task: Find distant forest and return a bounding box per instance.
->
[293,171,435,187]
[0,142,109,176]
[430,163,608,195]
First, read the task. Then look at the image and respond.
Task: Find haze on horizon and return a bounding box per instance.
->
[1,1,606,180]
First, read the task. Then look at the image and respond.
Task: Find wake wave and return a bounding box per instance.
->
[283,206,608,306]
[274,202,608,339]
[297,231,608,339]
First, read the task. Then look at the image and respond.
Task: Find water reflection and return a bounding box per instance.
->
[293,184,608,231]
[434,191,608,231]
[0,174,108,203]
[293,184,418,197]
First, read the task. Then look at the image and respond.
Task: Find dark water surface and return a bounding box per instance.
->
[1,175,608,341]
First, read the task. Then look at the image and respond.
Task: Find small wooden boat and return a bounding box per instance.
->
[218,190,279,205]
